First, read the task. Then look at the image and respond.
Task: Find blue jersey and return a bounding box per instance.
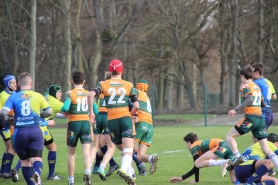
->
[2,90,50,128]
[240,141,278,165]
[253,78,271,107]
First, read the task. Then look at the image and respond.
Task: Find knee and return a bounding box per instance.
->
[265,160,274,169]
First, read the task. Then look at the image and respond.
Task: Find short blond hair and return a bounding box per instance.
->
[18,72,32,86]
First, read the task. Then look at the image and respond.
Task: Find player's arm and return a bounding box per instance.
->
[234,94,253,112]
[181,155,200,182]
[61,93,72,112]
[88,86,102,122]
[0,95,13,121]
[130,87,139,116]
[40,107,52,118]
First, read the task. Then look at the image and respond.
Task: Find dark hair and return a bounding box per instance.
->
[72,70,85,85]
[239,66,253,80]
[183,133,198,144]
[251,63,264,76]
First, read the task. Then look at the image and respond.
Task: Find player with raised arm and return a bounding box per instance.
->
[226,66,278,173]
[0,75,17,179]
[169,133,235,183]
[88,59,139,185]
[0,72,52,185]
[60,71,92,185]
[133,79,158,175]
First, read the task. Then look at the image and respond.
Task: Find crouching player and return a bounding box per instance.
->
[169,133,236,183]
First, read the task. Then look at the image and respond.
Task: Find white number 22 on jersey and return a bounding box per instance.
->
[252,91,262,106]
[107,87,126,104]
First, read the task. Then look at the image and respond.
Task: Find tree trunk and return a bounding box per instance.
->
[30,0,36,90]
[63,0,72,91]
[5,0,20,75]
[257,0,264,63]
[76,0,84,72]
[229,0,238,107]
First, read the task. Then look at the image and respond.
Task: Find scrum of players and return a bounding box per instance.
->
[0,61,277,185]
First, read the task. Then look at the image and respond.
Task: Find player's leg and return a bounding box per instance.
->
[80,120,92,185]
[67,146,76,185]
[43,126,60,180]
[96,133,116,181]
[104,133,119,177]
[253,116,278,170]
[3,136,16,178]
[92,134,106,173]
[67,121,79,185]
[13,128,33,185]
[135,122,157,175]
[244,160,276,185]
[29,126,44,185]
[0,127,10,177]
[117,116,135,185]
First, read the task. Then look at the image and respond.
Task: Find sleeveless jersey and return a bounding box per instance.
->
[2,90,50,128]
[97,79,136,120]
[65,88,89,121]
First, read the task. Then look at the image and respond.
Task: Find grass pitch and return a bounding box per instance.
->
[0,119,276,185]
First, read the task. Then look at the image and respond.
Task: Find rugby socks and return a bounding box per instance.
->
[269,154,278,170]
[100,145,108,154]
[48,151,56,177]
[4,153,14,173]
[22,167,34,185]
[245,164,268,184]
[233,152,240,159]
[84,169,91,175]
[32,161,43,175]
[255,180,275,185]
[14,160,21,172]
[208,159,226,167]
[68,176,74,184]
[133,153,142,166]
[94,153,103,167]
[0,153,7,174]
[109,157,117,167]
[121,154,132,172]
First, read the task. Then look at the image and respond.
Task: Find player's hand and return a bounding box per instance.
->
[228,109,236,116]
[189,180,197,184]
[169,177,183,183]
[47,120,55,126]
[89,113,96,123]
[61,112,69,117]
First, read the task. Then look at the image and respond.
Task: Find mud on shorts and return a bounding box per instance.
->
[107,116,134,145]
[134,121,153,147]
[235,115,268,139]
[67,120,92,147]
